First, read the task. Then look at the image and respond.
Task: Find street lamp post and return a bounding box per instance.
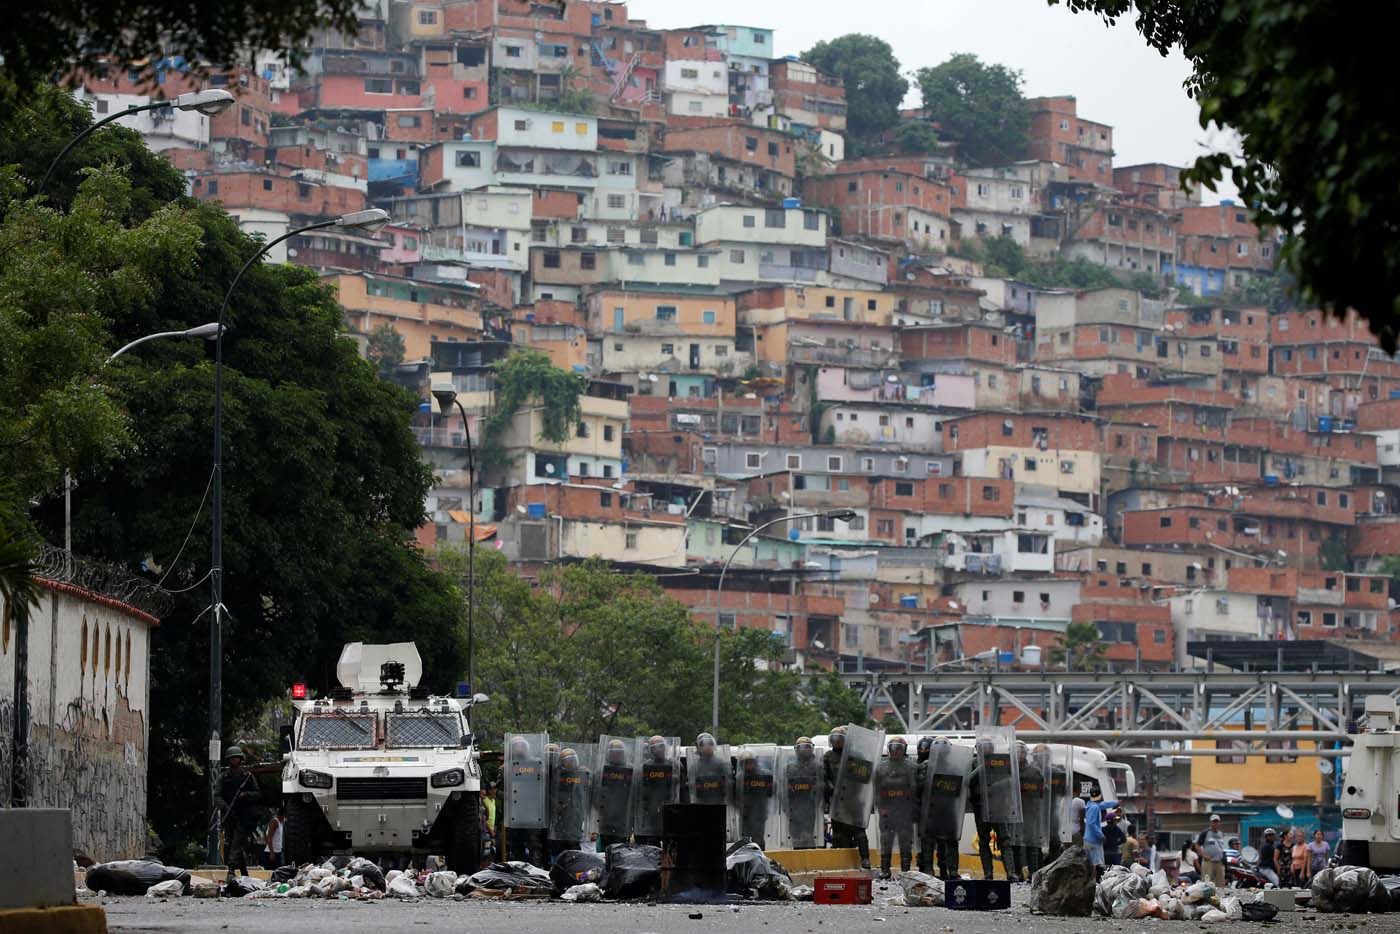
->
[205,209,388,865]
[37,90,234,196]
[711,508,856,736]
[430,387,478,706]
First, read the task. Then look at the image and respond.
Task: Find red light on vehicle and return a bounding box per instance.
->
[1343,807,1372,820]
[291,682,308,700]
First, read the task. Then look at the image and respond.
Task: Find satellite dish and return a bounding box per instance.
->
[1317,759,1334,775]
[812,640,825,650]
[1275,804,1296,820]
[870,593,880,604]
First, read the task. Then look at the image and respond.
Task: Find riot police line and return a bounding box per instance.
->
[500,725,1130,881]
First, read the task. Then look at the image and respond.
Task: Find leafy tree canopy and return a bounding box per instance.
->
[959,234,1163,295]
[803,34,909,146]
[916,53,1029,167]
[895,121,942,155]
[2,81,463,856]
[1049,620,1108,670]
[481,349,587,471]
[366,322,406,379]
[1052,0,1400,350]
[3,1,358,87]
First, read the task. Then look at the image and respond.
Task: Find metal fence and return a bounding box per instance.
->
[32,544,174,618]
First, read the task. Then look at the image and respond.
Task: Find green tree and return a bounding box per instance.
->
[0,478,40,632]
[802,34,909,146]
[4,84,464,854]
[895,121,942,155]
[480,349,587,472]
[1049,621,1108,670]
[916,53,1029,167]
[1052,0,1400,350]
[1319,533,1351,572]
[366,322,406,379]
[4,1,359,87]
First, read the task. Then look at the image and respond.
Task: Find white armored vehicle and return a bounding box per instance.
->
[1339,696,1400,870]
[281,642,486,870]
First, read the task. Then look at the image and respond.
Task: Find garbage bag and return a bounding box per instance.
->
[551,850,606,893]
[1148,868,1171,898]
[1118,897,1167,920]
[898,871,945,907]
[145,879,185,898]
[269,864,298,885]
[226,875,266,897]
[1201,907,1231,922]
[1159,895,1186,919]
[1312,866,1392,913]
[348,857,385,892]
[388,874,422,898]
[725,843,794,900]
[1242,900,1280,921]
[306,867,333,884]
[1381,875,1400,903]
[1183,880,1216,904]
[1094,867,1149,917]
[326,854,351,870]
[1218,895,1243,920]
[425,871,458,898]
[562,882,603,902]
[603,844,662,900]
[458,861,554,895]
[86,860,192,896]
[790,884,814,902]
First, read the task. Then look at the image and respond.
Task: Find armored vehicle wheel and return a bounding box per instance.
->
[283,796,319,866]
[447,791,482,874]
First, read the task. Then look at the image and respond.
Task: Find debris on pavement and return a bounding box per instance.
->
[898,871,945,907]
[457,861,555,897]
[561,882,603,902]
[1312,866,1392,913]
[144,879,185,899]
[1028,845,1094,916]
[725,843,794,900]
[602,844,662,900]
[86,859,193,896]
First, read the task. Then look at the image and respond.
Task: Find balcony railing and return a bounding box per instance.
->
[413,427,470,448]
[787,345,897,368]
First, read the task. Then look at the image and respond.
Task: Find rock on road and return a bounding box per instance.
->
[98,886,1400,934]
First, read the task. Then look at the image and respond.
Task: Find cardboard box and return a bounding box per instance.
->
[946,878,1011,910]
[813,875,873,905]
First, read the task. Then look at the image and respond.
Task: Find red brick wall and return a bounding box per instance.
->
[900,326,1015,365]
[661,122,796,178]
[189,172,367,216]
[942,412,1100,451]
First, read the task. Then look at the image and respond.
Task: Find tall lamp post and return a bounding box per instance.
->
[37,90,234,196]
[711,508,856,736]
[206,208,389,864]
[429,387,478,705]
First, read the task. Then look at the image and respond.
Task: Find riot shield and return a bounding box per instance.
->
[736,745,779,849]
[687,743,733,807]
[830,724,883,828]
[1010,744,1050,850]
[920,739,973,840]
[1050,744,1073,844]
[974,727,1022,826]
[594,736,639,841]
[548,743,594,843]
[504,731,549,830]
[633,736,680,839]
[777,744,824,849]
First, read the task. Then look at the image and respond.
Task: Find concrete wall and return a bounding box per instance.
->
[0,581,154,860]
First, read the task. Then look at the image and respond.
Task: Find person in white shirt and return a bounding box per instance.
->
[264,806,285,869]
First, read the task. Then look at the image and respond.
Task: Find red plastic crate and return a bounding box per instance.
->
[813,875,873,905]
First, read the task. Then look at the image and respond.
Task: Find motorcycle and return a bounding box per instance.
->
[1225,846,1272,889]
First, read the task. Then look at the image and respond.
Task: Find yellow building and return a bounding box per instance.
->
[1191,730,1323,802]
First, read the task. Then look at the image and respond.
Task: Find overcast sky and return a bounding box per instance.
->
[626,0,1239,203]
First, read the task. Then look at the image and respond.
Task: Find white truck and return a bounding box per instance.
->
[281,642,487,870]
[1339,695,1400,870]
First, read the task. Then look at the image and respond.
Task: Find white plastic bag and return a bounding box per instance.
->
[145,879,185,898]
[562,883,603,902]
[388,874,422,898]
[1219,895,1243,920]
[425,871,458,898]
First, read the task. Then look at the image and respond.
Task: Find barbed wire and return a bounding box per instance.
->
[32,544,176,618]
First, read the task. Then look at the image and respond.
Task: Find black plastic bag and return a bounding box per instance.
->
[1241,901,1280,921]
[86,860,191,896]
[551,850,606,894]
[348,857,386,892]
[457,861,554,894]
[225,875,266,897]
[327,854,351,870]
[603,843,661,899]
[269,865,299,885]
[725,843,793,899]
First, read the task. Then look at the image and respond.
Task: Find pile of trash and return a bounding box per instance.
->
[1093,865,1278,922]
[725,843,795,900]
[1311,866,1392,913]
[84,860,193,897]
[880,871,945,908]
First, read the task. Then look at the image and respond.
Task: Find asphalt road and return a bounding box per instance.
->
[97,885,1400,934]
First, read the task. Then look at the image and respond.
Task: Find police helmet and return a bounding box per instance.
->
[696,732,717,752]
[560,747,579,768]
[646,735,668,758]
[606,738,627,763]
[829,725,847,746]
[224,746,245,762]
[887,736,907,756]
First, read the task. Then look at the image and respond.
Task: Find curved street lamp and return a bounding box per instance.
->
[711,508,857,735]
[430,386,478,711]
[205,208,389,864]
[38,90,235,196]
[107,322,222,363]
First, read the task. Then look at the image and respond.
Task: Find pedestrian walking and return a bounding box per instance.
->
[1194,814,1228,887]
[1257,827,1280,886]
[263,806,284,870]
[219,746,259,876]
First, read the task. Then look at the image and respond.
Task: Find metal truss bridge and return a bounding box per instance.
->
[842,669,1400,755]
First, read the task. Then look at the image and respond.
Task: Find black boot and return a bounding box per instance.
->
[879,861,892,881]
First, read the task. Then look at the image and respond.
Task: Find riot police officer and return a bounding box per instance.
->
[504,735,547,866]
[737,751,775,848]
[1016,742,1048,880]
[784,737,822,850]
[916,737,971,880]
[635,735,677,846]
[688,732,730,806]
[548,746,591,862]
[822,726,871,870]
[968,738,1020,881]
[596,738,634,850]
[873,736,917,879]
[916,736,933,764]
